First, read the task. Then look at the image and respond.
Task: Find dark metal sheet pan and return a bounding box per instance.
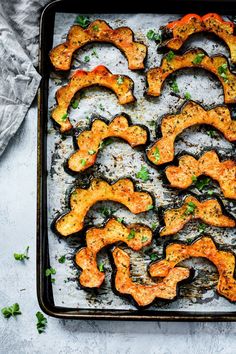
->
[38,0,236,320]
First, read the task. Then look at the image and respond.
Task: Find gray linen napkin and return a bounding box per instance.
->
[0,0,49,156]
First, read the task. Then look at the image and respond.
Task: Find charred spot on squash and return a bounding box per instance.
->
[147,48,236,103]
[112,247,190,307]
[51,65,135,133]
[68,114,148,172]
[165,150,236,199]
[49,20,147,71]
[146,101,236,165]
[149,236,236,302]
[75,218,153,288]
[161,13,236,63]
[55,178,153,237]
[160,195,235,237]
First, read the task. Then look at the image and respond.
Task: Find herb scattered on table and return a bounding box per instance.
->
[36,311,47,334]
[151,223,157,230]
[150,253,158,261]
[84,55,90,63]
[146,30,161,42]
[127,229,136,240]
[14,246,29,261]
[153,147,160,162]
[45,268,56,283]
[198,223,206,233]
[71,99,79,109]
[192,53,205,65]
[99,206,115,217]
[99,138,113,150]
[98,263,104,272]
[75,15,90,28]
[99,103,105,111]
[184,92,191,100]
[170,79,179,93]
[207,128,217,138]
[147,204,154,211]
[1,303,21,318]
[195,177,211,191]
[136,166,150,182]
[58,255,66,264]
[117,217,124,223]
[92,49,99,58]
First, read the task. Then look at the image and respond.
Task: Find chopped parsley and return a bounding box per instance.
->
[150,253,158,261]
[84,55,90,63]
[99,206,115,217]
[117,76,124,85]
[191,175,197,183]
[75,15,90,28]
[99,138,113,150]
[146,30,161,42]
[184,92,191,100]
[127,229,136,240]
[71,99,79,109]
[147,204,154,211]
[61,113,68,122]
[117,217,124,223]
[207,189,214,195]
[58,255,66,264]
[218,63,228,82]
[136,166,150,182]
[207,128,216,138]
[92,49,99,58]
[14,246,29,261]
[36,311,47,334]
[99,103,105,111]
[1,303,21,319]
[166,51,175,62]
[170,79,179,93]
[98,263,104,272]
[151,223,157,230]
[184,201,197,215]
[141,236,148,243]
[92,25,99,31]
[88,149,96,155]
[192,53,205,65]
[195,177,211,191]
[45,267,56,283]
[198,223,206,233]
[153,147,160,162]
[80,159,87,166]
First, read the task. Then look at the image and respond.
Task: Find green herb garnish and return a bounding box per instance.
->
[146,30,161,42]
[75,15,90,28]
[45,267,56,283]
[150,253,158,261]
[218,63,228,82]
[80,159,87,166]
[153,147,160,162]
[1,303,21,319]
[195,177,211,191]
[192,53,205,65]
[84,55,90,63]
[58,255,66,264]
[117,217,124,223]
[92,49,99,58]
[127,229,136,240]
[198,223,206,233]
[136,166,150,182]
[191,175,197,183]
[92,25,99,31]
[184,201,197,215]
[141,236,148,243]
[184,92,191,100]
[71,99,79,109]
[166,51,175,62]
[99,138,113,150]
[170,79,179,93]
[100,206,115,217]
[207,128,216,138]
[151,223,157,230]
[207,189,214,195]
[98,263,104,272]
[117,76,124,85]
[36,311,47,334]
[14,246,29,261]
[61,113,68,122]
[147,204,154,211]
[88,149,96,155]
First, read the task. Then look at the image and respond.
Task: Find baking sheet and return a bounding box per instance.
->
[46,12,236,312]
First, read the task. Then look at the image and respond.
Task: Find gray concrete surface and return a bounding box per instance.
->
[1,101,236,354]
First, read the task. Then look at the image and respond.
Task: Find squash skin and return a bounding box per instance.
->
[160,195,235,237]
[147,48,236,103]
[162,13,236,63]
[75,218,153,288]
[146,101,236,165]
[165,150,236,199]
[55,178,153,237]
[49,20,147,71]
[51,65,135,133]
[112,247,190,307]
[68,114,148,172]
[149,236,236,302]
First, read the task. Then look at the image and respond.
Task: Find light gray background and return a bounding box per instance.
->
[0,101,236,354]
